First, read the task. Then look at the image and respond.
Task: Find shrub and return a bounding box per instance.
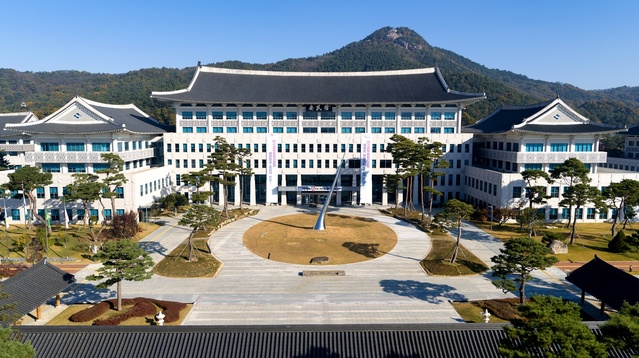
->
[93,301,157,326]
[609,230,631,253]
[107,211,143,240]
[69,301,111,322]
[476,298,520,321]
[541,231,566,246]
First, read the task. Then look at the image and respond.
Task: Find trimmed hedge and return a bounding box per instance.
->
[69,297,188,325]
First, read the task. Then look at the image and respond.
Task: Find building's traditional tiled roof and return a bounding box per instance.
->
[623,125,639,136]
[566,255,639,311]
[17,323,633,358]
[464,98,626,135]
[0,259,75,326]
[5,97,171,135]
[151,66,486,105]
[0,112,37,137]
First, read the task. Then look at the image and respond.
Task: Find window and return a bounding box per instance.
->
[181,111,193,119]
[414,128,425,133]
[444,112,455,120]
[40,143,59,151]
[11,209,19,221]
[599,210,608,219]
[92,143,110,152]
[199,144,204,153]
[400,127,411,133]
[512,186,522,198]
[256,112,267,120]
[524,164,542,170]
[116,187,124,198]
[341,127,352,133]
[355,112,366,120]
[414,112,426,120]
[273,112,284,120]
[321,127,336,133]
[242,112,254,120]
[286,127,297,133]
[550,143,568,152]
[380,160,392,168]
[355,127,366,133]
[371,112,382,120]
[182,127,193,133]
[430,127,441,134]
[576,208,584,220]
[36,187,45,199]
[116,209,125,217]
[226,127,237,133]
[550,186,559,198]
[226,111,237,120]
[371,127,381,133]
[431,112,441,120]
[213,111,225,119]
[575,143,593,152]
[525,143,544,152]
[384,127,395,133]
[587,208,596,220]
[66,143,85,151]
[196,127,207,133]
[68,163,86,173]
[341,112,352,120]
[443,127,454,133]
[303,128,318,133]
[401,112,411,120]
[93,163,109,172]
[273,127,284,133]
[286,112,297,120]
[50,209,60,221]
[385,112,395,120]
[190,144,196,152]
[243,127,254,133]
[256,127,267,133]
[103,209,112,220]
[41,163,61,173]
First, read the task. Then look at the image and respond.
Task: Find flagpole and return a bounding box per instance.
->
[3,196,8,258]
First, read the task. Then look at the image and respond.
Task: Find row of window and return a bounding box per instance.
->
[40,160,149,173]
[524,142,593,152]
[181,126,454,134]
[181,111,456,121]
[542,207,613,220]
[39,141,151,152]
[12,208,123,222]
[29,186,124,200]
[139,178,168,197]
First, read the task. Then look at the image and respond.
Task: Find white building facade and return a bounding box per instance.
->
[0,97,172,226]
[151,66,484,207]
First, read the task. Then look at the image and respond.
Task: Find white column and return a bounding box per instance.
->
[249,175,256,206]
[336,176,342,206]
[296,174,302,205]
[280,175,287,206]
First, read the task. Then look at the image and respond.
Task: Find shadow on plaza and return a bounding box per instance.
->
[62,283,115,304]
[139,241,168,257]
[380,279,466,303]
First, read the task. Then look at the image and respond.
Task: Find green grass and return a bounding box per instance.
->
[473,220,639,262]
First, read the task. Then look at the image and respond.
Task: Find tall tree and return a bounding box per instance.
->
[521,169,552,208]
[206,136,242,218]
[178,205,221,262]
[65,173,107,248]
[0,150,10,171]
[180,171,209,204]
[387,135,419,217]
[435,199,475,264]
[87,239,153,311]
[499,295,607,358]
[383,174,402,212]
[603,179,639,237]
[97,153,127,220]
[559,183,606,244]
[5,166,52,233]
[550,158,590,228]
[491,237,558,304]
[416,138,447,225]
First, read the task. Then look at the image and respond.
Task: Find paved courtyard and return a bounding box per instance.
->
[57,205,595,326]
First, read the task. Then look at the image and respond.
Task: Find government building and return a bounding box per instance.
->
[0,65,637,225]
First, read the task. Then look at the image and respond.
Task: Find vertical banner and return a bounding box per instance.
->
[266,133,279,204]
[359,133,372,204]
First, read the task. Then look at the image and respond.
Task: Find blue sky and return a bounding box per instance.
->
[1,0,637,90]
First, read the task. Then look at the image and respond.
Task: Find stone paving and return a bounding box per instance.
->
[51,205,599,326]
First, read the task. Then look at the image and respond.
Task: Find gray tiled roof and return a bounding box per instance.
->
[17,324,633,358]
[151,67,486,105]
[6,98,171,135]
[0,259,75,325]
[0,112,35,138]
[566,255,639,311]
[464,99,625,135]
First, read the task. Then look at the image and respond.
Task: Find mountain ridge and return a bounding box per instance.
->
[0,26,637,126]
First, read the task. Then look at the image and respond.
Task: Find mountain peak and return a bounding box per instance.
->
[363,27,430,51]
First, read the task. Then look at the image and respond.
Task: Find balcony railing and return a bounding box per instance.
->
[478,148,607,164]
[27,148,155,163]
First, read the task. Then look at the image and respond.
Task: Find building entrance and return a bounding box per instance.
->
[301,193,336,206]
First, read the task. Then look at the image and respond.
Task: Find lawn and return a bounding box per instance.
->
[154,238,222,278]
[420,238,489,276]
[474,221,639,262]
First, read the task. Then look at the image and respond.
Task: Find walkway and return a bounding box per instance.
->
[53,205,600,325]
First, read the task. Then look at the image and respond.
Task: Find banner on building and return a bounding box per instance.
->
[266,133,279,204]
[359,133,372,204]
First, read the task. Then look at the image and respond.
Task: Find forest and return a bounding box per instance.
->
[1,26,637,127]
